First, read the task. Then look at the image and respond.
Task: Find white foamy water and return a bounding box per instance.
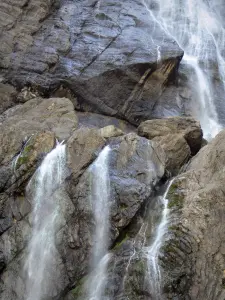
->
[183,54,221,139]
[88,253,112,300]
[24,143,66,300]
[157,45,161,65]
[87,145,111,300]
[145,180,173,299]
[144,0,224,139]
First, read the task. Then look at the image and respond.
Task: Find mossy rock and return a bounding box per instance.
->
[16,144,34,168]
[167,181,185,210]
[70,275,88,299]
[113,233,129,250]
[168,225,183,238]
[161,242,177,254]
[15,131,55,170]
[123,257,148,298]
[132,259,146,275]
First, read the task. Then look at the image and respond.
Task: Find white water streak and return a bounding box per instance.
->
[145,180,173,299]
[144,0,224,139]
[88,253,112,300]
[25,143,66,300]
[87,145,111,300]
[157,45,161,65]
[183,54,221,139]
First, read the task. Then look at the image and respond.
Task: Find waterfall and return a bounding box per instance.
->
[87,145,111,300]
[157,45,161,65]
[144,0,224,139]
[183,54,220,139]
[144,180,173,299]
[87,253,112,300]
[24,143,66,300]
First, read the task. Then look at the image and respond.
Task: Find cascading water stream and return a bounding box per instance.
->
[183,54,220,139]
[24,143,66,300]
[87,145,111,300]
[157,45,161,65]
[144,0,224,139]
[144,180,173,299]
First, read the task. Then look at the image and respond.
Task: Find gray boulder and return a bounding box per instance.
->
[152,134,191,175]
[0,97,77,165]
[138,116,203,155]
[66,127,106,181]
[0,0,183,124]
[0,97,77,194]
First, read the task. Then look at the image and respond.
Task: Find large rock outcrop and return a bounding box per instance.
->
[138,116,203,154]
[63,132,166,300]
[0,96,77,300]
[160,129,225,300]
[0,0,183,124]
[0,2,224,300]
[0,124,167,300]
[138,116,203,174]
[0,96,77,192]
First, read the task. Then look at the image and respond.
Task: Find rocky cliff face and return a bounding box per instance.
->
[0,94,203,300]
[160,130,225,300]
[0,0,184,125]
[0,96,167,299]
[0,1,225,300]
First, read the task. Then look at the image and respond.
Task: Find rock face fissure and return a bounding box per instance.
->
[87,145,111,300]
[24,142,66,300]
[144,180,173,300]
[145,0,224,139]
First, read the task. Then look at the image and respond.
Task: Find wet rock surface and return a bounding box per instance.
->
[0,99,220,300]
[138,116,203,174]
[1,131,55,194]
[138,116,203,155]
[0,96,76,299]
[77,111,136,133]
[152,134,191,175]
[0,101,224,300]
[0,0,183,124]
[160,129,225,300]
[0,127,167,300]
[62,133,166,300]
[0,0,225,300]
[0,97,77,164]
[0,96,77,192]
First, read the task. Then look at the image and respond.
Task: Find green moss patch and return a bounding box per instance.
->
[71,275,87,298]
[167,182,184,210]
[15,140,35,170]
[113,233,129,250]
[95,12,112,21]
